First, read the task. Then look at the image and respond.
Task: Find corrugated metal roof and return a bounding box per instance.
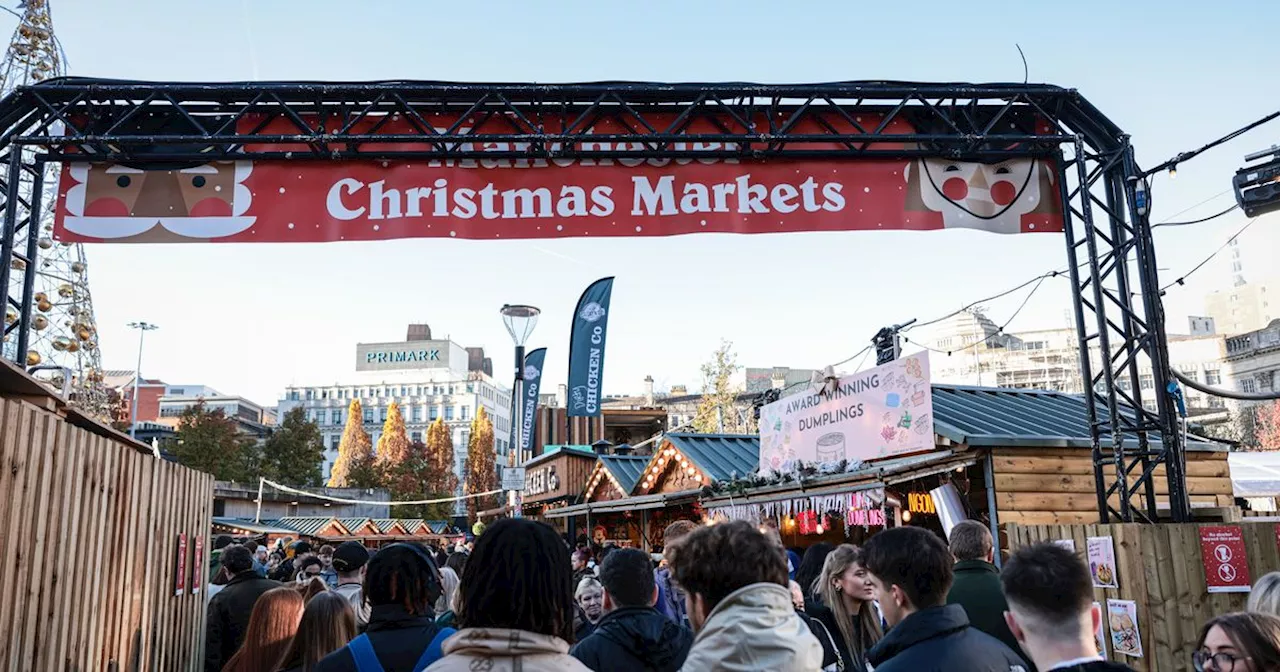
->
[930,385,1224,450]
[426,520,455,534]
[372,519,407,534]
[598,455,650,493]
[396,518,428,534]
[665,434,760,482]
[338,517,374,533]
[271,517,344,536]
[211,517,299,535]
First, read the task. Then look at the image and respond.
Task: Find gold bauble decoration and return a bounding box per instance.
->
[32,315,48,330]
[37,238,52,250]
[34,292,47,302]
[9,258,24,271]
[71,261,85,273]
[77,328,91,341]
[65,340,79,353]
[83,340,96,351]
[57,284,73,298]
[52,337,70,351]
[25,350,40,367]
[4,308,14,325]
[36,300,52,313]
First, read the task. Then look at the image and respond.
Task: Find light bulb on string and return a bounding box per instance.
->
[1169,165,1177,179]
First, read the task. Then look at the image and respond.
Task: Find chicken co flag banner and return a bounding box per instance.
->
[567,277,614,417]
[510,347,547,455]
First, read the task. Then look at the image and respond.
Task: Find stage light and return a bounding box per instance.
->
[1234,145,1280,218]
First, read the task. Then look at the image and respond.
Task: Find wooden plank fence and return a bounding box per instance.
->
[0,392,213,671]
[1009,522,1280,672]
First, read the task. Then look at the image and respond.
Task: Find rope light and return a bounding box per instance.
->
[261,478,504,506]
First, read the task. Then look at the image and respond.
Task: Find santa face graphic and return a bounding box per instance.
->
[903,157,1057,234]
[61,161,256,242]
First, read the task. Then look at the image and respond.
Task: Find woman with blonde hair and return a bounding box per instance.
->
[1250,572,1280,616]
[808,544,883,671]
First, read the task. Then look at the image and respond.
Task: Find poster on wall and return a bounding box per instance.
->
[1199,525,1251,593]
[759,352,933,475]
[1093,602,1108,657]
[1053,539,1077,553]
[174,533,188,596]
[1087,536,1118,589]
[191,536,205,595]
[1107,599,1142,658]
[53,112,1064,245]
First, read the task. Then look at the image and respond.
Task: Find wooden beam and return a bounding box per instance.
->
[998,510,1102,525]
[991,446,1226,461]
[993,473,1234,495]
[992,456,1229,478]
[994,491,1222,513]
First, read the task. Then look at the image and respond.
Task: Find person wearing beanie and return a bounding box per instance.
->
[330,541,371,629]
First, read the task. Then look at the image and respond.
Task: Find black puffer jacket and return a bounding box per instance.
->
[865,604,1029,672]
[570,606,694,672]
[205,572,282,672]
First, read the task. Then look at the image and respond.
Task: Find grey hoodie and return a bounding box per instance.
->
[679,582,824,672]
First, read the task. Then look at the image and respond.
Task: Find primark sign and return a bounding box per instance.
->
[355,341,451,372]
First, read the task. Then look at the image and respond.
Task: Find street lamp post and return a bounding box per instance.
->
[500,304,540,520]
[127,321,159,439]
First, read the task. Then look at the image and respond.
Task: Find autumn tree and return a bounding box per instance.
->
[260,407,326,486]
[329,399,374,487]
[171,401,260,481]
[464,406,498,522]
[375,402,412,473]
[1256,401,1280,451]
[692,340,751,433]
[413,419,459,520]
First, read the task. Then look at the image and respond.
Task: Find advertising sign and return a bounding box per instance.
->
[758,352,932,475]
[567,278,613,418]
[53,112,1064,245]
[1107,599,1142,658]
[1093,602,1108,657]
[191,536,204,595]
[510,348,547,454]
[174,533,188,596]
[501,467,526,492]
[1199,525,1251,593]
[1087,536,1119,589]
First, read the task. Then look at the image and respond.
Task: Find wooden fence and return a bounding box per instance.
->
[0,365,214,671]
[1009,521,1280,672]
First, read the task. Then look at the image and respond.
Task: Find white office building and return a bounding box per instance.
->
[278,326,511,517]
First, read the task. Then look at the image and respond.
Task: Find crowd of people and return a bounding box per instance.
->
[203,517,1280,672]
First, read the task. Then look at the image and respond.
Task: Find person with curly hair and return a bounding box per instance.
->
[666,520,822,671]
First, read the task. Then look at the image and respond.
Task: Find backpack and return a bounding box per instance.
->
[797,610,843,672]
[346,627,455,672]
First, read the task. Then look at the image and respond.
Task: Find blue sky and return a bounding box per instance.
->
[35,0,1280,405]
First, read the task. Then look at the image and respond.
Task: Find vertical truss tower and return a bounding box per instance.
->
[0,0,107,413]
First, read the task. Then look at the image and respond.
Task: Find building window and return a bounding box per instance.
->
[1139,374,1154,390]
[330,436,340,450]
[331,410,342,425]
[363,408,374,423]
[380,407,388,422]
[288,390,299,401]
[430,406,439,421]
[1242,379,1257,394]
[1209,397,1226,409]
[461,406,469,420]
[445,406,454,421]
[305,389,314,400]
[412,431,422,443]
[411,406,422,422]
[401,386,408,396]
[1206,369,1222,385]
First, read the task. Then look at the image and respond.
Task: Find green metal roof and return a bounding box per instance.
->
[930,385,1223,450]
[337,517,374,532]
[598,455,650,493]
[527,445,597,468]
[395,518,428,533]
[212,517,299,535]
[371,519,405,533]
[426,520,456,534]
[665,434,760,482]
[269,517,342,536]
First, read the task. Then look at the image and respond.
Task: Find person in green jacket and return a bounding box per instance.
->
[945,520,1033,670]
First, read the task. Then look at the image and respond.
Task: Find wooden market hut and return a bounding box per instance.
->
[698,385,1232,549]
[547,434,760,550]
[518,445,599,525]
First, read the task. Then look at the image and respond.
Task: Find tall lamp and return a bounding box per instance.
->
[127,321,159,439]
[500,304,540,518]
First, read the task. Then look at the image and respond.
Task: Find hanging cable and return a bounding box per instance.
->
[901,273,1052,356]
[261,478,503,506]
[1151,203,1240,228]
[1172,370,1280,402]
[1159,217,1258,292]
[1143,108,1280,177]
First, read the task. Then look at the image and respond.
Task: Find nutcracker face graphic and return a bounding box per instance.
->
[903,157,1057,234]
[61,161,256,242]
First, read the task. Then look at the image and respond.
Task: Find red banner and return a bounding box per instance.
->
[174,533,188,596]
[191,535,204,595]
[53,112,1063,244]
[1200,525,1250,593]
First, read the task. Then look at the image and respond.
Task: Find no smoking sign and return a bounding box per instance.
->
[1199,526,1251,594]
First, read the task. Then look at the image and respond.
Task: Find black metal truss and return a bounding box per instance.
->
[0,78,1185,521]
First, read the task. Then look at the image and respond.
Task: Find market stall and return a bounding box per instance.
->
[520,445,599,531]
